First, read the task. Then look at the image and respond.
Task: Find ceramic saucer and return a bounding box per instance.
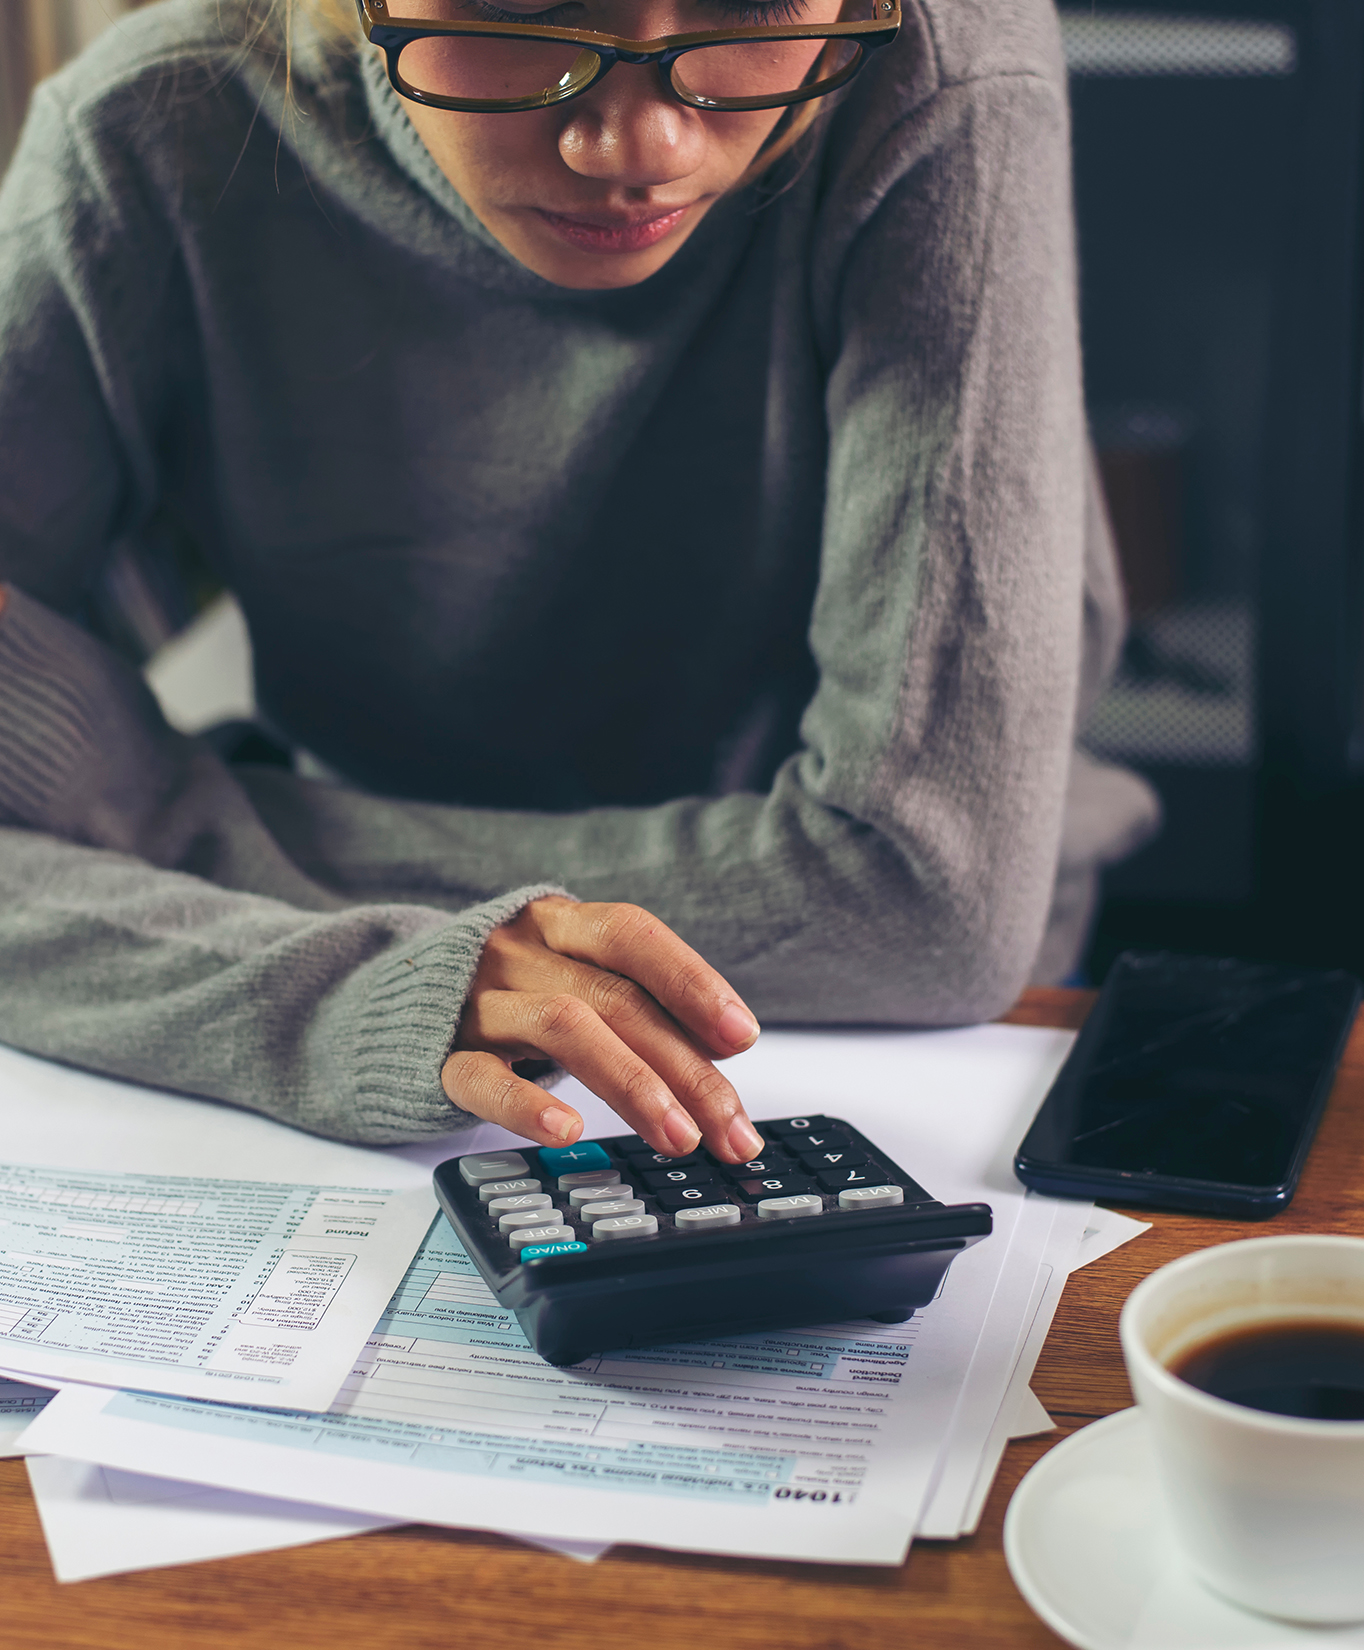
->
[1003,1407,1364,1649]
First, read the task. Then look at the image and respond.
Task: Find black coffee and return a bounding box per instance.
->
[1170,1317,1364,1420]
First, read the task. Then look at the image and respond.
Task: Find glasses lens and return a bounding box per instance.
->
[671,35,861,108]
[397,35,600,106]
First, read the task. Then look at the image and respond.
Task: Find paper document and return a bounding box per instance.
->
[0,1163,433,1410]
[0,1377,53,1455]
[22,1204,998,1564]
[24,1456,608,1582]
[6,1019,1109,1571]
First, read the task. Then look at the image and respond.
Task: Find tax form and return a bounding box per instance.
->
[19,1193,1017,1565]
[0,1164,433,1410]
[0,1378,52,1454]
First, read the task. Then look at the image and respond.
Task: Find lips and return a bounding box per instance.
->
[533,205,691,254]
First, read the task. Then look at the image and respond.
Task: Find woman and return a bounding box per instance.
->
[0,0,1155,1158]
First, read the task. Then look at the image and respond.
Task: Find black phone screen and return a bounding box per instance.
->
[1019,953,1361,1190]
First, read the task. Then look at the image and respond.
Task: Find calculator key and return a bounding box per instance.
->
[558,1168,624,1193]
[539,1142,613,1178]
[499,1207,565,1233]
[508,1223,572,1249]
[797,1147,869,1172]
[718,1155,794,1181]
[568,1182,630,1208]
[815,1166,882,1191]
[487,1193,553,1217]
[675,1204,742,1232]
[458,1151,530,1186]
[577,1198,646,1226]
[520,1240,589,1260]
[766,1117,840,1139]
[838,1185,905,1210]
[790,1130,852,1152]
[477,1178,543,1202]
[641,1165,717,1192]
[655,1187,734,1212]
[734,1174,819,1201]
[618,1145,706,1170]
[757,1194,824,1219]
[591,1214,659,1242]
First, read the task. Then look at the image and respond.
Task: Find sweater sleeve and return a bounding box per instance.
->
[0,595,562,1142]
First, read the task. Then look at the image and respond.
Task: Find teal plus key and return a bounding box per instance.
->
[538,1142,612,1178]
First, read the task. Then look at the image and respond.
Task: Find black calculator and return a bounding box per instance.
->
[432,1115,992,1365]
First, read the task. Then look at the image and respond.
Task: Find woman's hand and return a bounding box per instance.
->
[443,897,766,1164]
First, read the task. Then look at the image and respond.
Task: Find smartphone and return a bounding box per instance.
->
[1014,951,1361,1218]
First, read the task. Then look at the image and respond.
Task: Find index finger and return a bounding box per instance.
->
[532,900,760,1060]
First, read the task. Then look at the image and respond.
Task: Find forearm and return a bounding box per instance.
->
[238,759,1047,1028]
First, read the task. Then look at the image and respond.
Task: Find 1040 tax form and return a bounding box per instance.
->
[20,1198,1015,1565]
[0,1165,433,1410]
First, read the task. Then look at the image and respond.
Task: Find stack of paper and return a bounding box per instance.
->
[2,1024,1144,1580]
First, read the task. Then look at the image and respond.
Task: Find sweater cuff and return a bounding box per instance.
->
[333,881,569,1143]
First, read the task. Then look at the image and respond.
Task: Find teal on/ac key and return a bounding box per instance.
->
[522,1240,589,1260]
[538,1142,612,1177]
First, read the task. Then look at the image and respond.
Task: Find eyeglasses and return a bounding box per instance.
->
[353,0,901,115]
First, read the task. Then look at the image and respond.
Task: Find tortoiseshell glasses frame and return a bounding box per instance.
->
[353,0,902,114]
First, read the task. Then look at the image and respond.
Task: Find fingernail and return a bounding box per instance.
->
[728,1115,765,1161]
[663,1108,701,1154]
[717,1004,760,1051]
[539,1106,580,1143]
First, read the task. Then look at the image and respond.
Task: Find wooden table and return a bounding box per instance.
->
[3,988,1362,1650]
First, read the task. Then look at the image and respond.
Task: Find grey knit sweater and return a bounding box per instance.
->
[0,0,1156,1143]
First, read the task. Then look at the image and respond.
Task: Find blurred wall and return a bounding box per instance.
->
[0,0,151,172]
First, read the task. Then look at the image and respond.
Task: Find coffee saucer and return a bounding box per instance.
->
[1003,1407,1364,1649]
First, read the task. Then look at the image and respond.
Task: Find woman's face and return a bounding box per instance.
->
[391,0,843,289]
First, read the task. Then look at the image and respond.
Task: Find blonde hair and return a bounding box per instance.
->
[286,0,826,186]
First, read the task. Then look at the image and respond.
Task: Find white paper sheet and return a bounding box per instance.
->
[917,1194,1091,1537]
[1008,1387,1055,1440]
[0,1160,434,1410]
[24,1456,608,1581]
[17,1021,1079,1567]
[0,1378,54,1455]
[1074,1207,1152,1271]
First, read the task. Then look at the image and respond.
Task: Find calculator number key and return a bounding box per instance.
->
[734,1174,819,1201]
[766,1117,841,1139]
[797,1147,869,1172]
[618,1144,706,1170]
[641,1165,717,1192]
[718,1155,794,1182]
[815,1166,884,1192]
[591,1214,659,1242]
[655,1188,734,1213]
[788,1131,852,1152]
[757,1194,824,1219]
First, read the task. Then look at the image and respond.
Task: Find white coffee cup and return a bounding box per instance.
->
[1119,1234,1364,1623]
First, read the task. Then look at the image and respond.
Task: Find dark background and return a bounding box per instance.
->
[1066,0,1364,984]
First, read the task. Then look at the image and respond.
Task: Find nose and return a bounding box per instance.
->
[557,62,708,186]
